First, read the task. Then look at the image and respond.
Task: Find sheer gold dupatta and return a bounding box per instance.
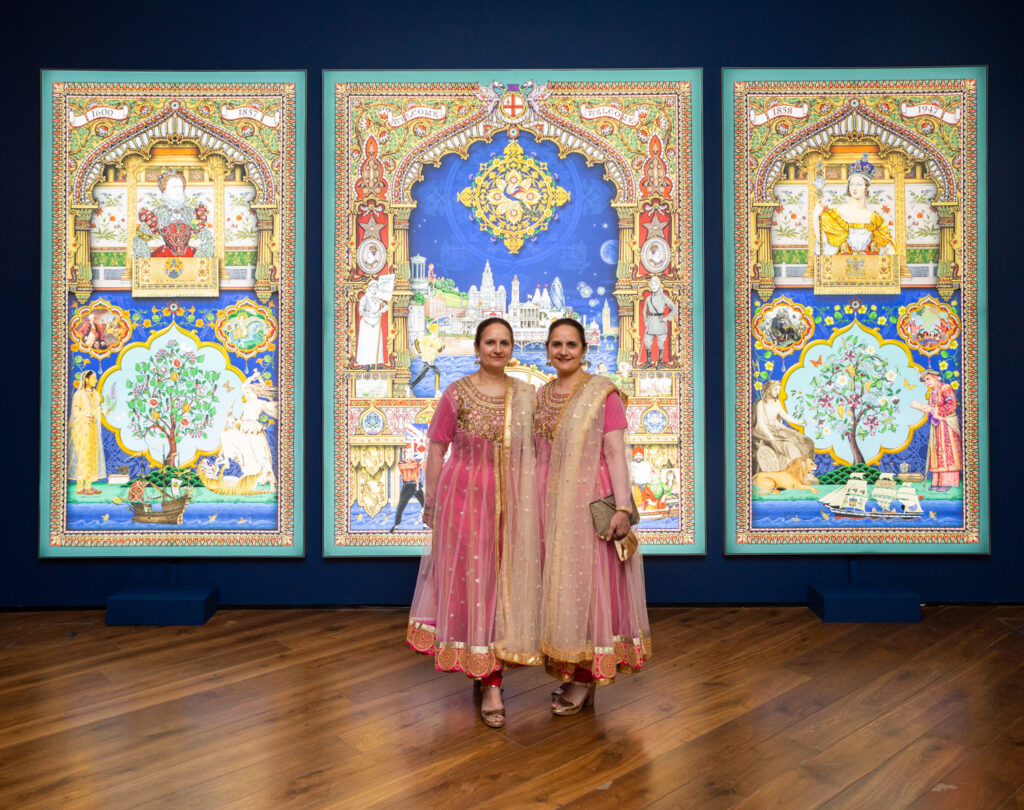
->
[492,377,544,666]
[540,374,617,665]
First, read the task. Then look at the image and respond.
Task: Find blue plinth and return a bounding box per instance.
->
[808,584,921,623]
[107,585,219,626]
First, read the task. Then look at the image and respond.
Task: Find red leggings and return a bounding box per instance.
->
[481,671,502,687]
[571,666,594,684]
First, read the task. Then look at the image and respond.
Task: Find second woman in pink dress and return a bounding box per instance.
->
[535,318,651,714]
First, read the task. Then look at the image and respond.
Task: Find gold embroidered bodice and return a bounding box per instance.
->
[453,377,506,443]
[533,381,570,442]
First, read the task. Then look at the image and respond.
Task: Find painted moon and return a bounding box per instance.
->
[599,239,618,265]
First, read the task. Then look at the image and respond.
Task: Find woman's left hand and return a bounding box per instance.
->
[608,510,631,542]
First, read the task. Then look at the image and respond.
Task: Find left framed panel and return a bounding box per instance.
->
[40,71,306,557]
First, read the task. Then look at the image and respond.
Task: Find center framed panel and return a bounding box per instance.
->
[324,69,704,556]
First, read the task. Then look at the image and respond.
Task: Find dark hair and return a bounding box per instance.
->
[474,317,514,347]
[545,317,586,351]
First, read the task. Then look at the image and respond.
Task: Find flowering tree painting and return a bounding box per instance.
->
[125,339,220,466]
[787,327,909,465]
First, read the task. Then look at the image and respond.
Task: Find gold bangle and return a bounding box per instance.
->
[615,505,632,514]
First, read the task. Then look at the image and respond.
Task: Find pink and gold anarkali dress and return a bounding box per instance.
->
[407,376,542,678]
[534,374,651,684]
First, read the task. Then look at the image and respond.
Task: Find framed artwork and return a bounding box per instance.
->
[324,70,704,556]
[40,71,305,557]
[724,68,987,554]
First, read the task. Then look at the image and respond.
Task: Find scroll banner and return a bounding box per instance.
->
[900,103,962,125]
[383,105,447,128]
[748,103,809,126]
[67,106,129,128]
[220,105,280,128]
[580,104,647,127]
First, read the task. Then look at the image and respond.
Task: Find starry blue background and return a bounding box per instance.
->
[410,130,619,319]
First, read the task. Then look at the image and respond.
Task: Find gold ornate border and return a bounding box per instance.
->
[331,78,697,548]
[48,81,298,548]
[732,78,981,546]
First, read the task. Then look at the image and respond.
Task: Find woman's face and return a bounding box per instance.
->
[83,373,96,389]
[547,324,584,376]
[165,177,185,201]
[847,175,868,201]
[476,322,512,372]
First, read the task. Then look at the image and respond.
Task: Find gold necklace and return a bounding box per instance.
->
[552,370,585,397]
[549,373,589,440]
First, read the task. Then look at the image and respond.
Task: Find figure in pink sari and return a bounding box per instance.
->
[407,318,542,728]
[536,319,651,715]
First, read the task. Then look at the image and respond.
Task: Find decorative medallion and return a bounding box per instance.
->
[457,139,571,254]
[751,296,815,357]
[213,298,278,360]
[359,408,386,436]
[896,296,960,357]
[641,407,669,434]
[357,238,388,275]
[498,90,529,124]
[640,236,670,274]
[69,299,133,360]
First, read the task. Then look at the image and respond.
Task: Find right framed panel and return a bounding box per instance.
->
[724,68,988,554]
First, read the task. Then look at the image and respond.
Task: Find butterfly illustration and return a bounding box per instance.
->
[810,356,824,368]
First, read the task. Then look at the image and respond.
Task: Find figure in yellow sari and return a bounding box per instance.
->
[68,370,106,495]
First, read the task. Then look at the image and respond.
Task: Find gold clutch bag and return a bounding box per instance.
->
[588,495,640,561]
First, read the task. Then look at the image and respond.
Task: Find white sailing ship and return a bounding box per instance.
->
[819,470,923,520]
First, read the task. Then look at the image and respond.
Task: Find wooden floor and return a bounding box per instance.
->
[0,606,1022,809]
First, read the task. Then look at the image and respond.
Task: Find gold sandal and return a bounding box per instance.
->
[551,681,595,716]
[480,684,505,728]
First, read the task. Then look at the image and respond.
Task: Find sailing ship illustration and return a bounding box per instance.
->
[114,474,193,525]
[818,471,924,520]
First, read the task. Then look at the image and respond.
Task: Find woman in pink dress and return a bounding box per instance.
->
[407,318,542,728]
[535,318,651,715]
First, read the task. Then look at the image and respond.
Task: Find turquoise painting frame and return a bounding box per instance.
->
[724,67,988,554]
[40,70,306,557]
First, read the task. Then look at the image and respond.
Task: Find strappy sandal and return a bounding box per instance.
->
[480,684,505,728]
[551,681,595,716]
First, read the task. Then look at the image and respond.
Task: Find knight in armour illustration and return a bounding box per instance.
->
[133,169,215,259]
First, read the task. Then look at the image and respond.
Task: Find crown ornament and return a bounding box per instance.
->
[848,154,876,180]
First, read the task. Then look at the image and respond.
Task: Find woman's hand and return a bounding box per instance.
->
[608,510,631,542]
[421,505,434,529]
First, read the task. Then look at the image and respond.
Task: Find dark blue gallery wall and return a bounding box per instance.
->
[5,0,1020,606]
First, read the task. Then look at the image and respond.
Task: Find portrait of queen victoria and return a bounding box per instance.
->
[812,154,895,257]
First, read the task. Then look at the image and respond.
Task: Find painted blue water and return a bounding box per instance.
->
[408,343,622,397]
[350,499,426,533]
[68,501,278,530]
[752,499,963,529]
